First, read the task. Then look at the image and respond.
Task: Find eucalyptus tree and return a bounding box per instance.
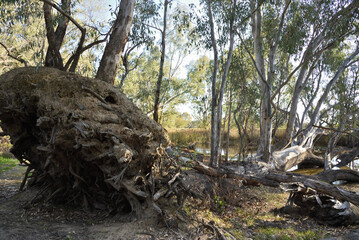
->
[117,0,160,88]
[245,0,291,162]
[281,0,359,146]
[194,0,243,167]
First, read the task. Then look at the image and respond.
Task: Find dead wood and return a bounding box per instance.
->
[272,146,324,171]
[0,67,183,214]
[334,148,359,167]
[316,169,359,184]
[191,160,359,207]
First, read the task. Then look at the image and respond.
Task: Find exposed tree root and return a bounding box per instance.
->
[0,67,185,215]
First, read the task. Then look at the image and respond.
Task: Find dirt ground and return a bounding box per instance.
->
[0,165,196,240]
[1,163,359,240]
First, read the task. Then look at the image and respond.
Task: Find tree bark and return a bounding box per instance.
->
[192,160,359,207]
[251,1,271,162]
[225,87,232,162]
[206,0,219,168]
[96,0,135,85]
[43,0,71,69]
[153,0,170,123]
[335,148,359,168]
[214,5,235,164]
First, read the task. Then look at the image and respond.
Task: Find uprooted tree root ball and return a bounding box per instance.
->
[0,67,185,215]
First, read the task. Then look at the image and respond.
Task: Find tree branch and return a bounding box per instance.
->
[40,0,84,31]
[0,42,28,67]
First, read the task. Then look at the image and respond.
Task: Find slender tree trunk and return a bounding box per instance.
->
[225,87,232,162]
[284,1,359,145]
[96,0,135,85]
[301,45,359,147]
[325,116,347,170]
[206,0,219,168]
[153,0,169,122]
[251,1,271,161]
[215,12,235,164]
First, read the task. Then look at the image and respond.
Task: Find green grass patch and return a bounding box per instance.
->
[255,227,322,240]
[0,155,18,173]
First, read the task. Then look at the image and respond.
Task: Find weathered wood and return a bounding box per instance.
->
[335,148,359,167]
[272,146,323,171]
[316,169,359,184]
[192,160,359,207]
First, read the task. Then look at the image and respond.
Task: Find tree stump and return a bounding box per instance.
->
[0,67,172,213]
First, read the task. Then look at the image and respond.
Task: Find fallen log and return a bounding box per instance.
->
[191,160,359,207]
[334,148,359,167]
[272,146,323,171]
[316,169,359,184]
[0,67,181,214]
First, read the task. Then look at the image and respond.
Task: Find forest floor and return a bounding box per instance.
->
[1,157,359,240]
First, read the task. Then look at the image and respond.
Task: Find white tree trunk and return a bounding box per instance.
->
[96,0,135,84]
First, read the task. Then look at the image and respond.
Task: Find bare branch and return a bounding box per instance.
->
[0,42,28,67]
[40,0,84,32]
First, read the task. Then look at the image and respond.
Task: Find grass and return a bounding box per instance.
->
[0,155,18,173]
[184,184,333,240]
[255,227,321,240]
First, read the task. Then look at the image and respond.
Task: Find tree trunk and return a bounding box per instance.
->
[301,45,359,144]
[96,0,135,85]
[206,0,219,168]
[225,88,232,162]
[334,148,359,168]
[251,1,271,162]
[272,145,324,171]
[214,9,235,164]
[153,0,169,123]
[43,0,71,69]
[191,159,359,207]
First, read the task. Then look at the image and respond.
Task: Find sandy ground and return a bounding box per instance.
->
[0,165,193,240]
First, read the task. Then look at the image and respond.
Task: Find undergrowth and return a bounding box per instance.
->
[184,185,333,239]
[0,156,18,173]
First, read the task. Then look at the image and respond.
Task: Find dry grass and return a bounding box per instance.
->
[184,184,345,239]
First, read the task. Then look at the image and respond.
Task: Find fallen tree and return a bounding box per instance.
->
[191,159,359,225]
[272,145,324,171]
[0,67,183,214]
[334,148,359,168]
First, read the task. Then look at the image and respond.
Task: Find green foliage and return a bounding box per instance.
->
[213,195,226,212]
[0,156,18,173]
[0,0,45,73]
[162,111,192,129]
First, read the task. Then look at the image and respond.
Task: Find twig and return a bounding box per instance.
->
[0,42,28,67]
[19,166,32,191]
[40,0,84,31]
